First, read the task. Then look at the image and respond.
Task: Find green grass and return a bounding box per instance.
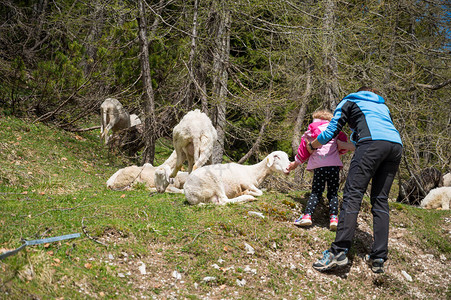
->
[0,116,450,299]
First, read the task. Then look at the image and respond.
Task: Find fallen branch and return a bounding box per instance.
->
[66,126,101,132]
[82,217,108,247]
[189,229,210,245]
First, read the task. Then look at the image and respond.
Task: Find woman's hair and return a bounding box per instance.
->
[357,86,379,95]
[312,109,333,121]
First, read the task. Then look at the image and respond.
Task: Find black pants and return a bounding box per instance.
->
[305,166,340,216]
[331,140,402,260]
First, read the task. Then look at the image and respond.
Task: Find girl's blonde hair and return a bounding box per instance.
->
[312,109,333,121]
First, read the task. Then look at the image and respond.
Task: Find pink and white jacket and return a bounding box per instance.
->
[295,119,348,171]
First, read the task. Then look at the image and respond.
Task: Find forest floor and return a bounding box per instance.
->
[0,116,449,299]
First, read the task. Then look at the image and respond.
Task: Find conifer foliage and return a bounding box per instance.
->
[0,0,449,173]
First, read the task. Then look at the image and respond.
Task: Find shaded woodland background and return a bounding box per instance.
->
[1,0,450,180]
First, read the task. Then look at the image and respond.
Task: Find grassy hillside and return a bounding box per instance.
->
[0,116,449,299]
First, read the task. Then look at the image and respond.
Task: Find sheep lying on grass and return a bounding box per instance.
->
[397,167,443,205]
[183,151,291,205]
[155,164,178,193]
[107,164,188,193]
[107,163,153,191]
[420,186,451,210]
[170,109,217,178]
[106,151,187,193]
[443,172,451,187]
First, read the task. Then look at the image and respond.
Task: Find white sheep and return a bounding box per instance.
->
[183,151,291,205]
[106,150,186,193]
[169,109,217,178]
[130,114,142,127]
[100,98,139,144]
[443,172,451,187]
[106,163,154,190]
[154,164,175,193]
[420,186,451,210]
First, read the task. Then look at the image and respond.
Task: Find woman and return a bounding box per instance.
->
[308,87,403,273]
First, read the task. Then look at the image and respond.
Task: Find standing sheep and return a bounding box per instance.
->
[170,109,218,178]
[183,151,291,205]
[100,98,140,144]
[129,114,142,127]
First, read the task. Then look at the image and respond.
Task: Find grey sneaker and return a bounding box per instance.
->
[365,255,385,273]
[312,249,348,271]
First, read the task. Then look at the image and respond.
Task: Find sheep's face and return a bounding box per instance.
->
[155,165,173,193]
[267,151,291,175]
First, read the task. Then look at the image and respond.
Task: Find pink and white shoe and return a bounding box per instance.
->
[294,214,312,227]
[330,215,338,231]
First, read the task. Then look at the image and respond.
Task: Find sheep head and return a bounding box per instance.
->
[266,151,291,175]
[155,164,174,193]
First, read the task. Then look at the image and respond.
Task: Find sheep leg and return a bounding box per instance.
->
[193,134,213,170]
[242,185,263,197]
[192,137,200,169]
[100,111,109,141]
[187,153,195,173]
[218,195,256,205]
[443,198,450,210]
[100,109,106,135]
[165,186,185,194]
[103,113,118,144]
[170,149,185,178]
[103,123,114,144]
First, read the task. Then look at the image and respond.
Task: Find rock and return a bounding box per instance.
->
[401,270,413,282]
[203,276,216,282]
[244,265,257,274]
[172,270,182,280]
[236,279,246,287]
[248,211,265,218]
[244,242,255,255]
[138,262,147,275]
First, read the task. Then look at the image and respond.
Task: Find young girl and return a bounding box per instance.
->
[287,110,355,231]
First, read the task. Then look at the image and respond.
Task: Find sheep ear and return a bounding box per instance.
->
[266,155,274,167]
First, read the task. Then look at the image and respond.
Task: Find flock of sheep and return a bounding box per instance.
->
[99,98,451,209]
[101,98,291,205]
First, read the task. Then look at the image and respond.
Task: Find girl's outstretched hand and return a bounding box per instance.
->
[286,161,300,173]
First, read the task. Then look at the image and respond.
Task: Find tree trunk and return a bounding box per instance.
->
[238,109,272,164]
[291,59,313,156]
[211,4,230,164]
[138,0,156,164]
[323,0,339,110]
[184,0,199,110]
[84,2,104,76]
